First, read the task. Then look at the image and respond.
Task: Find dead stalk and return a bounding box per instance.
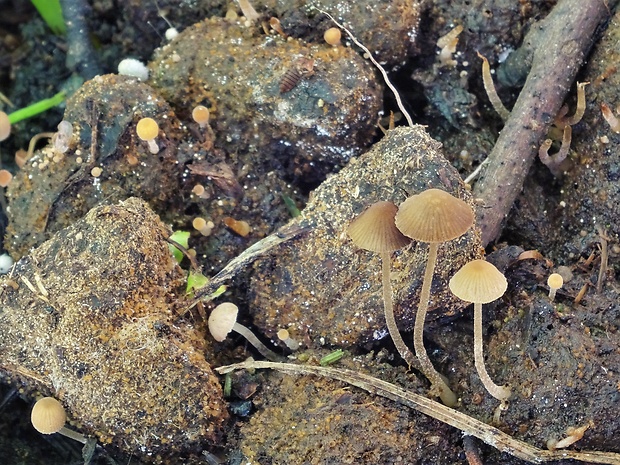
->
[217,360,620,465]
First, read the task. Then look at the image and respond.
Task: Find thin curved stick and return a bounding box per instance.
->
[216,360,620,465]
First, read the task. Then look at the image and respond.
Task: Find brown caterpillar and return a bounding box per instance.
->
[279,58,315,93]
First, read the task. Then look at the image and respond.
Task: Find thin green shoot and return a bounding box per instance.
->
[168,230,190,263]
[281,193,301,218]
[186,271,209,296]
[8,92,66,124]
[319,349,344,366]
[223,373,232,397]
[30,0,66,36]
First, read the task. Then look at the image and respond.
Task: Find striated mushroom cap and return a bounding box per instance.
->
[31,397,67,435]
[395,188,474,243]
[208,302,239,342]
[347,201,412,253]
[449,259,507,304]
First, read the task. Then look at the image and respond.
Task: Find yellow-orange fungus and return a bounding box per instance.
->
[192,217,207,231]
[324,27,342,46]
[0,169,13,187]
[223,217,251,237]
[192,184,205,196]
[15,149,28,168]
[136,117,159,140]
[136,117,160,154]
[192,105,210,127]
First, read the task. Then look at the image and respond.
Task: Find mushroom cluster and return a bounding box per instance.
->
[348,188,474,406]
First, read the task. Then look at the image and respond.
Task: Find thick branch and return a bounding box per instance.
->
[474,0,616,246]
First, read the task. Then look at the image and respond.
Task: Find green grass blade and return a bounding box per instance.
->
[31,0,67,36]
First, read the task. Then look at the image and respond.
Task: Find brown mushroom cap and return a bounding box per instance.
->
[449,259,507,304]
[395,188,474,243]
[208,302,239,342]
[31,397,67,434]
[347,201,412,253]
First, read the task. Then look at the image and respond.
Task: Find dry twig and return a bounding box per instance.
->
[217,360,620,464]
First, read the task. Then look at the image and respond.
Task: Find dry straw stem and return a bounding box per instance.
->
[217,360,620,465]
[316,8,414,127]
[473,0,617,246]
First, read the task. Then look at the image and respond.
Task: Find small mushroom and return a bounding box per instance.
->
[449,259,511,402]
[208,302,281,361]
[192,105,210,129]
[0,111,11,141]
[136,117,160,154]
[324,27,342,46]
[31,397,88,444]
[395,188,474,406]
[347,201,417,368]
[547,273,564,302]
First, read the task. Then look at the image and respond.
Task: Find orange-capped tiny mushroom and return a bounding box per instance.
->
[15,149,28,168]
[0,169,12,188]
[449,259,511,403]
[192,216,214,236]
[192,105,210,128]
[395,188,474,406]
[348,201,417,369]
[136,117,160,154]
[224,217,251,237]
[31,397,88,444]
[547,273,564,301]
[324,27,342,46]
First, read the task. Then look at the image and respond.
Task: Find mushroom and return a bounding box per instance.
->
[192,105,210,129]
[31,397,88,444]
[547,273,563,301]
[449,259,511,402]
[395,188,474,406]
[324,27,342,46]
[0,169,12,188]
[347,201,417,368]
[136,117,160,154]
[0,111,11,141]
[208,302,281,361]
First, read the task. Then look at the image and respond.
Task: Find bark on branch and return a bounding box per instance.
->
[474,0,616,246]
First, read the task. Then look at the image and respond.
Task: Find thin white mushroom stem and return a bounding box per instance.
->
[473,302,511,402]
[380,251,419,370]
[414,243,457,406]
[146,139,159,154]
[58,426,88,444]
[232,322,281,362]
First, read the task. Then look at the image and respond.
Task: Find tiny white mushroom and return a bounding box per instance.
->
[208,303,280,361]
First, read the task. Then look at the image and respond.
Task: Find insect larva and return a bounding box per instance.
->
[279,58,315,93]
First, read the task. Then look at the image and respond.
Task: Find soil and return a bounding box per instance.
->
[1,1,619,464]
